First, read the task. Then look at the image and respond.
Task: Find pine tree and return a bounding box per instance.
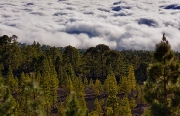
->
[78,95,87,115]
[94,79,102,97]
[104,72,118,94]
[144,36,180,116]
[1,88,17,116]
[18,74,45,116]
[35,71,41,85]
[104,72,119,115]
[14,76,19,92]
[136,84,146,104]
[65,92,83,116]
[89,111,99,116]
[21,44,38,72]
[105,107,113,116]
[47,46,62,67]
[0,75,17,116]
[32,41,43,56]
[73,77,85,97]
[18,78,31,115]
[38,55,59,114]
[127,65,136,92]
[119,76,131,93]
[58,102,65,116]
[143,109,152,116]
[73,78,87,114]
[30,80,45,116]
[95,44,110,79]
[66,76,74,94]
[63,45,81,76]
[83,47,98,79]
[0,75,3,100]
[57,64,65,87]
[118,94,132,116]
[94,98,102,116]
[129,97,137,109]
[40,70,51,115]
[89,78,94,88]
[19,72,26,87]
[66,63,76,81]
[6,66,17,92]
[104,50,122,77]
[106,88,119,116]
[0,35,22,70]
[83,77,88,87]
[6,41,22,70]
[49,65,59,107]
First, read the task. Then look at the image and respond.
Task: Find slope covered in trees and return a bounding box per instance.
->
[0,34,179,116]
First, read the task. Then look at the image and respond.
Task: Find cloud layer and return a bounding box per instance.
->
[0,0,180,50]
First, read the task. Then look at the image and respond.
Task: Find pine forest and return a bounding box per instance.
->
[0,34,180,116]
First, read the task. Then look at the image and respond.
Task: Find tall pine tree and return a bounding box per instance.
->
[144,35,180,116]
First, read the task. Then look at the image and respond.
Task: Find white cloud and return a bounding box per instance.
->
[0,0,180,51]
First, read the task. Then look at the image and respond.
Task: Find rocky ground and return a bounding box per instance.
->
[51,87,149,116]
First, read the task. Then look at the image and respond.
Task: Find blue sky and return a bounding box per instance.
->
[0,0,180,50]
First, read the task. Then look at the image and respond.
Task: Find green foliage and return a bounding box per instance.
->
[0,34,167,116]
[94,98,102,116]
[58,102,65,116]
[106,87,119,116]
[95,44,110,78]
[63,45,81,75]
[129,98,137,109]
[154,41,173,62]
[78,95,87,115]
[83,77,88,87]
[16,73,45,116]
[89,78,94,88]
[66,77,74,94]
[104,72,118,94]
[19,72,26,87]
[66,63,76,81]
[0,88,17,116]
[30,81,46,116]
[0,35,22,70]
[105,107,113,116]
[128,65,136,91]
[83,47,98,79]
[135,62,149,83]
[143,109,152,116]
[6,67,18,92]
[72,78,87,113]
[89,111,99,116]
[21,44,39,72]
[94,79,102,96]
[104,72,119,115]
[65,92,83,116]
[0,75,17,116]
[136,84,146,104]
[144,39,180,116]
[73,77,85,97]
[40,70,51,115]
[35,71,41,85]
[47,46,62,66]
[119,76,131,93]
[49,66,59,106]
[57,64,65,87]
[104,50,122,76]
[118,94,132,116]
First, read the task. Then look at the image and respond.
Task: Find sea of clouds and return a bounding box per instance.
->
[0,0,180,50]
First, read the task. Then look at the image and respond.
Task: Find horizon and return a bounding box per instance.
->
[0,0,180,51]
